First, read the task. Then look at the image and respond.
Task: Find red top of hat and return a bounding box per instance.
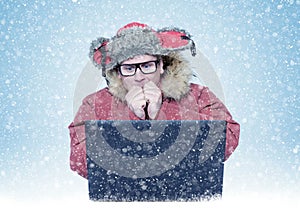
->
[117,22,150,34]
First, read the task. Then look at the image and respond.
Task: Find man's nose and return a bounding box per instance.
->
[134,67,145,81]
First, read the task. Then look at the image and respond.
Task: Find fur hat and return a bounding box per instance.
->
[89,22,196,77]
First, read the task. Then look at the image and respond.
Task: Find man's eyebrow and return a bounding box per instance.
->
[121,60,158,65]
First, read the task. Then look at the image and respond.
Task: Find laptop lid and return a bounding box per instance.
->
[85,120,226,201]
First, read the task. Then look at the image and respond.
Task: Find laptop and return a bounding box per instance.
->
[85,120,226,201]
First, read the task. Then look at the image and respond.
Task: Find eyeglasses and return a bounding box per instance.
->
[118,60,159,77]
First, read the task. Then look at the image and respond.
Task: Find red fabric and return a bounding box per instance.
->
[93,50,102,65]
[117,22,149,34]
[93,41,110,65]
[68,84,240,178]
[158,31,189,48]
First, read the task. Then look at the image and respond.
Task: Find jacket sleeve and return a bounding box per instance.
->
[196,86,240,161]
[68,95,97,178]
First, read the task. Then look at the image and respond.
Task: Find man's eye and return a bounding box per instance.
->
[142,62,154,69]
[123,65,135,71]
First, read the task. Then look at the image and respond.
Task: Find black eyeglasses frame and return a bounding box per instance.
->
[118,60,160,77]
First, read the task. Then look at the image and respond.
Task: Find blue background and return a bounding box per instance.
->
[0,0,299,207]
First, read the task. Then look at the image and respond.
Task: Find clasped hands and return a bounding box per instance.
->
[125,81,162,119]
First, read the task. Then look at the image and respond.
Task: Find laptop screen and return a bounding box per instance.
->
[85,120,226,201]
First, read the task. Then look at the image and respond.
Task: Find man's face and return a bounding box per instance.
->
[118,55,164,91]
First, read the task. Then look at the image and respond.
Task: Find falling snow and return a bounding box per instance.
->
[0,0,299,209]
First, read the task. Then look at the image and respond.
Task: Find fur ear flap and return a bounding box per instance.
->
[89,37,111,77]
[157,28,196,56]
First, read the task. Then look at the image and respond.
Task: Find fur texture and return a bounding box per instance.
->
[106,26,169,70]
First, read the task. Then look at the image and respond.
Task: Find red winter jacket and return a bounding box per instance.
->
[68,83,240,178]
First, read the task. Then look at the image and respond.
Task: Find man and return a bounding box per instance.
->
[68,22,240,178]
